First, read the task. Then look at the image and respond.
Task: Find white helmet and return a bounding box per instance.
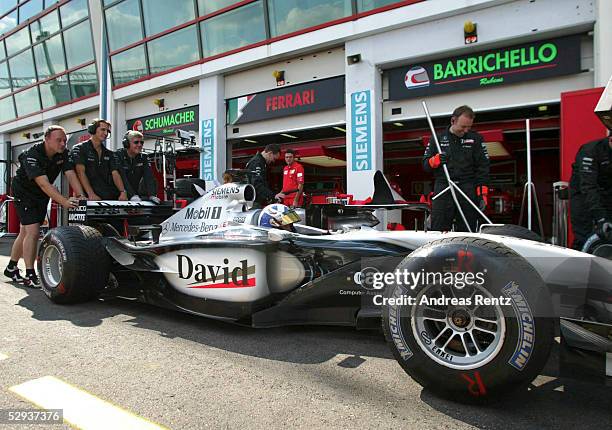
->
[258,203,301,228]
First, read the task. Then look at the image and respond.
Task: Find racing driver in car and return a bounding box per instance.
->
[258,203,301,231]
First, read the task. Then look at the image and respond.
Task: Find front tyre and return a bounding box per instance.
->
[382,237,554,402]
[38,226,110,304]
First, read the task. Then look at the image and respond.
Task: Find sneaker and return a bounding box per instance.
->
[4,266,24,282]
[23,272,41,289]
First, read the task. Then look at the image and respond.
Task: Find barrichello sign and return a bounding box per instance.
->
[227,76,345,124]
[388,35,581,100]
[126,106,198,137]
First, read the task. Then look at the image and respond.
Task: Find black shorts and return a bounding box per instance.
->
[14,197,49,226]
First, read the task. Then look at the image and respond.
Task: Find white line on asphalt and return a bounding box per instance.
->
[0,353,7,361]
[9,376,168,430]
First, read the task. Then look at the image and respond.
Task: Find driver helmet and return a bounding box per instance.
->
[258,203,301,229]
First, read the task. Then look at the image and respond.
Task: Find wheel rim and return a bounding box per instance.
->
[411,283,506,370]
[42,245,63,288]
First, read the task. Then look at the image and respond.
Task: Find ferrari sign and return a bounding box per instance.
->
[388,35,582,100]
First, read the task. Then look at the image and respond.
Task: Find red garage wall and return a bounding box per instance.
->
[560,87,606,181]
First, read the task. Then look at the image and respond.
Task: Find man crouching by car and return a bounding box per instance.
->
[115,131,160,203]
[4,126,85,288]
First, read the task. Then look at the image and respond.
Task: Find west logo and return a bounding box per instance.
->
[177,255,256,288]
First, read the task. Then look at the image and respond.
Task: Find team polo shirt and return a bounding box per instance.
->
[282,162,304,206]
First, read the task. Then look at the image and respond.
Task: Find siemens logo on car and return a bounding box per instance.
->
[177,255,256,289]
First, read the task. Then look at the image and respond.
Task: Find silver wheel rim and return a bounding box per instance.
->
[42,245,63,288]
[411,283,506,370]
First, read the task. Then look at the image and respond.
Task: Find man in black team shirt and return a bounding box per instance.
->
[569,132,612,250]
[423,105,490,232]
[115,130,160,203]
[71,119,127,201]
[4,126,85,287]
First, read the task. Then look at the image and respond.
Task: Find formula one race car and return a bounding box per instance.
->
[37,173,612,403]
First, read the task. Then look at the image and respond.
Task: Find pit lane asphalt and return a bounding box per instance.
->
[0,236,610,429]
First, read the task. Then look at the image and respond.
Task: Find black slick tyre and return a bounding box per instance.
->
[38,226,111,304]
[382,236,554,403]
[481,224,542,242]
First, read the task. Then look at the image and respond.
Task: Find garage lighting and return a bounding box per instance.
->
[333,126,346,133]
[244,139,258,143]
[281,133,298,139]
[393,122,404,127]
[299,156,346,167]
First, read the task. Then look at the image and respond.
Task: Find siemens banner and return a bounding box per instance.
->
[351,90,372,172]
[201,119,214,181]
[388,35,582,100]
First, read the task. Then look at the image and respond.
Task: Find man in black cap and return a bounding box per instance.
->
[423,105,490,232]
[115,130,160,203]
[246,144,282,207]
[569,132,612,250]
[71,119,127,201]
[4,126,85,287]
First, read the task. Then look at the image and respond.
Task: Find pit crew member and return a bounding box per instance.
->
[71,119,127,201]
[4,126,85,287]
[569,132,612,249]
[423,105,490,231]
[278,148,304,208]
[246,144,281,207]
[115,131,160,203]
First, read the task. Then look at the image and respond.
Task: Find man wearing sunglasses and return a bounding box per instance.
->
[115,131,160,203]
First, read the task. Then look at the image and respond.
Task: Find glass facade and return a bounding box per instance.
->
[106,0,410,87]
[268,0,352,38]
[142,0,195,37]
[111,45,147,85]
[0,0,95,122]
[63,20,94,68]
[105,0,143,51]
[200,1,265,57]
[357,0,403,12]
[14,85,40,116]
[148,25,199,74]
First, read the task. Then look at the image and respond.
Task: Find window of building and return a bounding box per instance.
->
[69,63,97,98]
[0,61,10,96]
[356,0,401,12]
[197,0,238,16]
[105,0,143,52]
[13,85,40,116]
[0,1,17,17]
[142,0,195,37]
[267,0,352,37]
[18,0,43,25]
[0,40,5,61]
[0,96,15,122]
[60,0,88,28]
[0,10,18,37]
[5,26,30,57]
[111,45,146,85]
[39,74,70,108]
[8,49,36,88]
[147,24,199,74]
[31,9,60,42]
[33,33,65,79]
[200,0,265,57]
[63,20,94,68]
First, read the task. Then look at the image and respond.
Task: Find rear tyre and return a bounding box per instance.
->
[38,226,110,304]
[482,224,542,242]
[382,236,553,402]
